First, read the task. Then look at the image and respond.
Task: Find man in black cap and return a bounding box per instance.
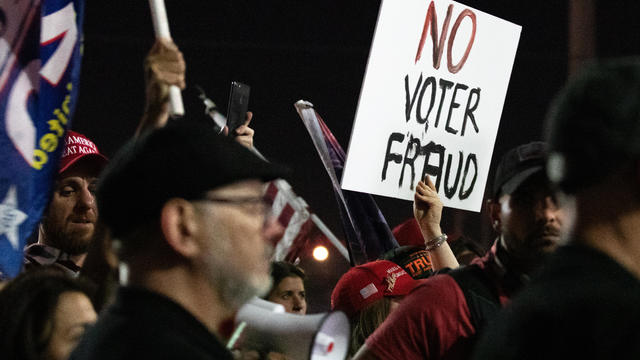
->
[70,121,287,359]
[353,141,564,360]
[473,58,640,359]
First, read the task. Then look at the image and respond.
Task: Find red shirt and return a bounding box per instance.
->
[365,274,474,360]
[365,243,511,360]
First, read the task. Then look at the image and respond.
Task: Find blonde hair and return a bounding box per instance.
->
[349,297,393,357]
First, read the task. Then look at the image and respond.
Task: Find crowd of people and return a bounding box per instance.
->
[2,24,640,360]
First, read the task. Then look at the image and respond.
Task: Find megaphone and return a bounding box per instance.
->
[230,297,350,360]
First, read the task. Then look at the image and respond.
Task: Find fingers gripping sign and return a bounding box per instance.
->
[414,176,459,269]
[414,175,444,242]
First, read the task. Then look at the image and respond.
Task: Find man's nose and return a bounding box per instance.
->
[539,196,559,222]
[76,186,95,209]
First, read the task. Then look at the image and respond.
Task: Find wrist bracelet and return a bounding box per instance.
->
[425,234,447,251]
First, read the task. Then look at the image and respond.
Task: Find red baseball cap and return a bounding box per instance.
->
[58,130,108,174]
[392,218,424,247]
[330,260,420,318]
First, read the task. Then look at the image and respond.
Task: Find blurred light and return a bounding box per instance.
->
[313,245,329,261]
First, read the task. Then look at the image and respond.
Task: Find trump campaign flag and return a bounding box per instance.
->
[0,0,84,278]
[296,100,399,265]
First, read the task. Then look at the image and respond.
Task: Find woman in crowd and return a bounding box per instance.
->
[0,268,97,360]
[265,261,307,315]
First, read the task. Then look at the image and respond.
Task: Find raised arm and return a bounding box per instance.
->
[414,176,459,270]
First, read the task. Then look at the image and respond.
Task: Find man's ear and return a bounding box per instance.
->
[160,198,201,258]
[486,198,501,232]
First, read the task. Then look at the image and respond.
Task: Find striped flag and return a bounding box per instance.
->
[295,100,398,265]
[0,0,85,278]
[264,179,349,263]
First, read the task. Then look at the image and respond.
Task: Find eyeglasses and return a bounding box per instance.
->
[195,195,270,217]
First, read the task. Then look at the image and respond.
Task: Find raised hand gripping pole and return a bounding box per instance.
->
[148,0,184,117]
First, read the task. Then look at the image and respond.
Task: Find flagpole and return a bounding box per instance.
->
[310,214,350,261]
[148,0,184,117]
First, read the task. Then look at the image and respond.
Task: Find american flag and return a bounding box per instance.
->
[264,179,349,262]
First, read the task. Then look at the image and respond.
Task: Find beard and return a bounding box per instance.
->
[501,229,557,273]
[220,271,273,308]
[202,244,273,310]
[40,218,93,255]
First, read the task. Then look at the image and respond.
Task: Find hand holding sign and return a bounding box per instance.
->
[413,176,443,242]
[414,175,459,269]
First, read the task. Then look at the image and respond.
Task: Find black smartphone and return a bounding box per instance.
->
[226,81,251,134]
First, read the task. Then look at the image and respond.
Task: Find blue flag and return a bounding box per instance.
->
[296,101,399,265]
[0,0,84,278]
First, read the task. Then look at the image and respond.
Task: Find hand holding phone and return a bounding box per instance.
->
[226,81,251,135]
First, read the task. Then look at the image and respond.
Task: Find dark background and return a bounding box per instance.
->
[74,1,638,313]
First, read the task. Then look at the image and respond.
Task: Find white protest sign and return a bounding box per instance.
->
[342,0,521,212]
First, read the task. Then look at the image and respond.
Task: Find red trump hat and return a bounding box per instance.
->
[58,130,108,174]
[331,260,420,318]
